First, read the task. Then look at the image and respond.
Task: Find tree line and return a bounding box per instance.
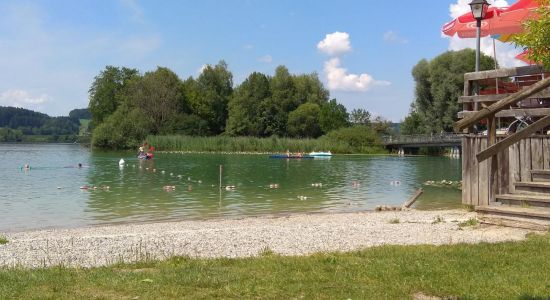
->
[89,61,391,149]
[0,106,89,142]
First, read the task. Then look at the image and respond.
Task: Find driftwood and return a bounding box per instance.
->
[402,188,423,209]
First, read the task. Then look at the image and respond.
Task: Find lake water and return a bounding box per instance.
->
[0,143,462,232]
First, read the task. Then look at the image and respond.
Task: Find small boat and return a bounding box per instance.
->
[269,154,314,159]
[308,151,332,157]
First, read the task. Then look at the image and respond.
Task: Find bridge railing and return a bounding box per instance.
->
[381,133,463,145]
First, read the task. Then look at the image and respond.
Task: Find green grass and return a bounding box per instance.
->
[388,218,400,224]
[79,119,90,136]
[1,234,550,299]
[458,218,479,228]
[0,236,7,245]
[147,135,387,154]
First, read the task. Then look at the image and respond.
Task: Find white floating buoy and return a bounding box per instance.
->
[119,158,125,166]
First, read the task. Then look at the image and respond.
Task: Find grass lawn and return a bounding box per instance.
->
[1,233,549,299]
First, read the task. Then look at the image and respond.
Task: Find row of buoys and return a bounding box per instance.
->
[269,184,279,189]
[80,185,110,190]
[311,183,323,187]
[390,180,401,186]
[163,185,176,191]
[297,195,308,200]
[449,148,461,159]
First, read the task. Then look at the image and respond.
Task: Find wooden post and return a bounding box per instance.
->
[487,116,498,203]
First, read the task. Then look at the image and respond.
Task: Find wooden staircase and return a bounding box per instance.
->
[476,169,550,230]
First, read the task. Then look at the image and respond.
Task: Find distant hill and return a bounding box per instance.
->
[0,106,90,142]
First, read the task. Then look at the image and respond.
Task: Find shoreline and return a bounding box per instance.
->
[0,209,533,269]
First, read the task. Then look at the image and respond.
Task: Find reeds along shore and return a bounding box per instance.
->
[147,135,386,154]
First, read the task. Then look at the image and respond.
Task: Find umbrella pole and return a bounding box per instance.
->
[493,38,499,94]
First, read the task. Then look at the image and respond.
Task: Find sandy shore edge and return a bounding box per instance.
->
[0,209,533,268]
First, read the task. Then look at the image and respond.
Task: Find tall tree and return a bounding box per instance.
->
[349,108,371,126]
[226,72,271,136]
[129,67,184,134]
[287,103,322,138]
[319,99,349,133]
[189,61,233,135]
[405,49,494,133]
[88,66,139,126]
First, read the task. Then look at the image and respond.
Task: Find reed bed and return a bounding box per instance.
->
[147,135,386,154]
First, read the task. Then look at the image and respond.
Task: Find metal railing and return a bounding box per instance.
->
[381,133,463,146]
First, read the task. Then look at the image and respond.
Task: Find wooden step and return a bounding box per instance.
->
[496,193,550,208]
[514,181,550,194]
[476,205,550,230]
[531,170,550,182]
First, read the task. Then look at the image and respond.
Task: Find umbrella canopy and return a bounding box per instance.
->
[515,49,535,64]
[442,0,539,38]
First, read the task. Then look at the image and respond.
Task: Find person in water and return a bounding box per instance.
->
[137,146,146,158]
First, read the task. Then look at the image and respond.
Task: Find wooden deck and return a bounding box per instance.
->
[456,65,550,228]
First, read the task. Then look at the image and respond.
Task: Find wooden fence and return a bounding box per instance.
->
[462,135,550,206]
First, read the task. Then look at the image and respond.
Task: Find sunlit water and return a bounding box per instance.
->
[0,143,462,232]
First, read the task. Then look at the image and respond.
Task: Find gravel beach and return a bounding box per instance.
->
[0,210,532,268]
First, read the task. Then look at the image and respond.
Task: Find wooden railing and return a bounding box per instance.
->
[454,65,550,202]
[381,133,462,146]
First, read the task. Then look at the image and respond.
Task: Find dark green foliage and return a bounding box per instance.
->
[187,61,233,135]
[400,111,423,135]
[128,67,184,134]
[88,66,139,126]
[92,104,151,149]
[0,106,80,138]
[349,108,371,125]
[404,49,495,134]
[226,72,271,136]
[68,108,91,120]
[0,127,23,142]
[87,62,380,150]
[319,99,349,133]
[287,103,322,138]
[321,125,383,153]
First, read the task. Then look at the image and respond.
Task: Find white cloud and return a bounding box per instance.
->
[383,31,408,44]
[323,58,390,92]
[258,55,272,63]
[0,89,51,111]
[317,31,351,56]
[243,44,254,50]
[445,0,525,68]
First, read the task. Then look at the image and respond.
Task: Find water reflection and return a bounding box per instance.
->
[0,143,462,231]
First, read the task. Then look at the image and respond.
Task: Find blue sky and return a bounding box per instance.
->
[0,0,525,121]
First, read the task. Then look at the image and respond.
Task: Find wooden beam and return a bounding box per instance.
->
[455,76,550,131]
[458,89,550,103]
[464,65,546,81]
[458,108,550,119]
[476,115,550,163]
[402,188,423,209]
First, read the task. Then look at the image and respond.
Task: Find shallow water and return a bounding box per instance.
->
[0,143,462,231]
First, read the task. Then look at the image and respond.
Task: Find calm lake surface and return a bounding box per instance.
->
[1,143,462,232]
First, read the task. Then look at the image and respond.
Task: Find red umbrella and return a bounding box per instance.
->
[515,49,535,64]
[442,0,539,38]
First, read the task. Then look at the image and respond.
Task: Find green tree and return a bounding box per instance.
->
[92,104,151,149]
[287,103,322,138]
[88,66,139,126]
[293,73,330,106]
[513,0,550,68]
[405,49,494,133]
[319,99,349,133]
[189,61,233,135]
[400,110,423,135]
[349,108,371,126]
[226,72,271,136]
[128,67,185,134]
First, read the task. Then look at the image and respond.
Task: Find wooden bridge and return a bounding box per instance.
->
[382,133,462,148]
[455,65,550,230]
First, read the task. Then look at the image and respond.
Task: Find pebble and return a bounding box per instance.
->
[0,210,531,268]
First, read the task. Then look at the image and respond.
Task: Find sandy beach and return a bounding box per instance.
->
[0,209,533,268]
